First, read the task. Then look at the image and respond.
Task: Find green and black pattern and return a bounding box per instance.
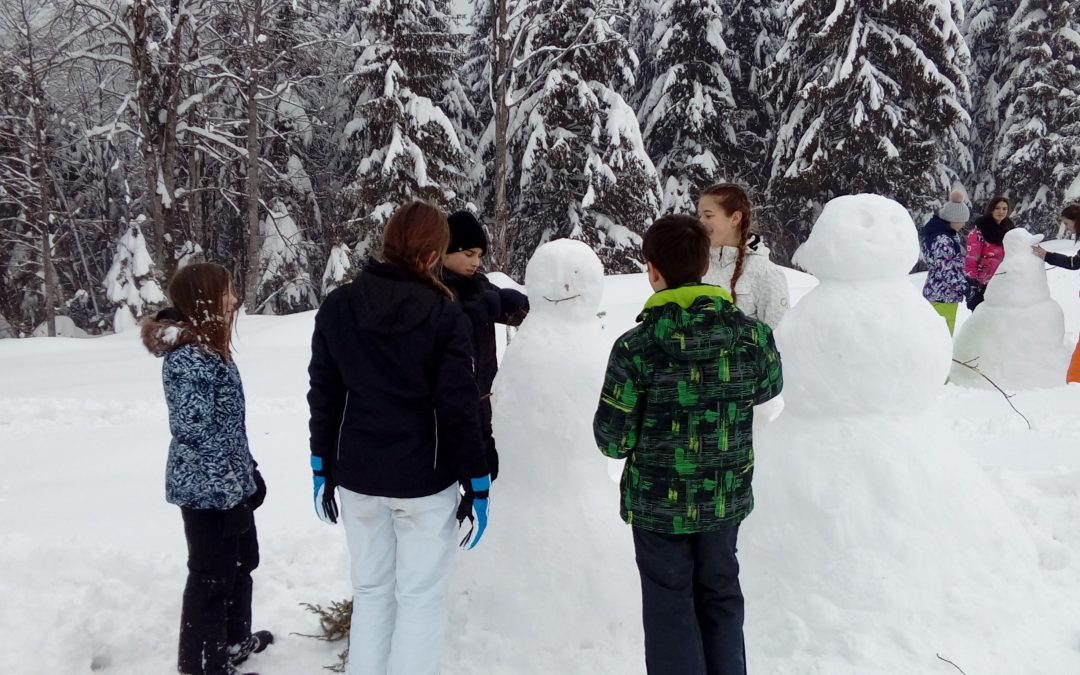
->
[593,284,783,534]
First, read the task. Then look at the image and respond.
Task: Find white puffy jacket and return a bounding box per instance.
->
[702,236,790,329]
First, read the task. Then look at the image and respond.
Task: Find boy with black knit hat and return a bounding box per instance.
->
[593,213,783,675]
[442,210,529,480]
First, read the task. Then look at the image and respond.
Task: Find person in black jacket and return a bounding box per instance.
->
[306,200,491,675]
[1033,203,1080,383]
[441,211,529,480]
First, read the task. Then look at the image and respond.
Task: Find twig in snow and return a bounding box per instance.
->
[951,357,1032,430]
[935,653,968,674]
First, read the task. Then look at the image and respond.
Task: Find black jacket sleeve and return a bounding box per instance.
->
[434,304,488,482]
[1044,251,1080,271]
[307,306,348,469]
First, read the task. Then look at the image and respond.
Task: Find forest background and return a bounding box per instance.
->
[1,0,1078,336]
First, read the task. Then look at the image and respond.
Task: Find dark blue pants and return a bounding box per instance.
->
[632,525,745,675]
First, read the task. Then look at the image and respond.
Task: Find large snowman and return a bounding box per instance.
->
[739,195,1065,673]
[447,239,642,674]
[949,227,1068,389]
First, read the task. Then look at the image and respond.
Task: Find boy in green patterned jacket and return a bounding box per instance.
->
[593,214,783,675]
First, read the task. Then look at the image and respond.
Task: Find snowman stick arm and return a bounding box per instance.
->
[950,358,1031,430]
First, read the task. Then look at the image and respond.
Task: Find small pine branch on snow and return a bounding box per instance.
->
[297,599,352,672]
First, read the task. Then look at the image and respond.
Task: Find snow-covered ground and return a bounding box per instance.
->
[2,238,1080,674]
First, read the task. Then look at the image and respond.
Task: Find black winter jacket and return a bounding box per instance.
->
[441,269,529,480]
[307,261,488,498]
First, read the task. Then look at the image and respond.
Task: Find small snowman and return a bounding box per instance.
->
[739,195,1055,673]
[450,239,641,670]
[950,228,1067,389]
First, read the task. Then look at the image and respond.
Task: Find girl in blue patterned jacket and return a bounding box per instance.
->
[142,263,272,675]
[920,189,970,334]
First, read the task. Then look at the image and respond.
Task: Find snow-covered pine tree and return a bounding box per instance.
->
[103,216,165,332]
[256,200,318,314]
[766,0,972,261]
[508,0,661,274]
[964,0,1017,201]
[636,0,746,214]
[338,0,469,262]
[992,0,1080,233]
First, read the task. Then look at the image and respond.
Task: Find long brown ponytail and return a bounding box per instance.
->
[701,183,753,304]
[381,200,454,299]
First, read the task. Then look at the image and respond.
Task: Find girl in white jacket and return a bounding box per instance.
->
[698,183,789,328]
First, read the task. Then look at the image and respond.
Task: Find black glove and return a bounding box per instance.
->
[497,288,529,326]
[223,500,254,536]
[250,469,267,510]
[965,278,985,310]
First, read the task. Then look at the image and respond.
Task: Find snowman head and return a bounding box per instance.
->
[524,239,604,320]
[984,228,1050,306]
[793,194,918,281]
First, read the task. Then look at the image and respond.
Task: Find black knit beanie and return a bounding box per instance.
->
[447,211,488,255]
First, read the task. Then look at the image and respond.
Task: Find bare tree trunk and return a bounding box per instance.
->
[243,0,263,312]
[492,0,511,273]
[40,231,56,336]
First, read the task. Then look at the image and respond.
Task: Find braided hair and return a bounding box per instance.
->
[700,183,753,305]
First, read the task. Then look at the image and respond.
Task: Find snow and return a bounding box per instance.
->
[5,232,1080,674]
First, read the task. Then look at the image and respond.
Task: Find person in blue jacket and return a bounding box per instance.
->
[142,263,272,675]
[920,189,970,334]
[307,200,491,675]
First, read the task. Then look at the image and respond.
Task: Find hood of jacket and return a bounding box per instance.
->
[921,215,959,246]
[350,260,441,335]
[141,307,198,357]
[638,284,739,361]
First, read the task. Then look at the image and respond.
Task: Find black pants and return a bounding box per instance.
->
[178,505,259,675]
[632,525,745,675]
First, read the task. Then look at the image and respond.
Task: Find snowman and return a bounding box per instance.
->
[949,228,1067,390]
[737,195,1061,673]
[447,239,642,672]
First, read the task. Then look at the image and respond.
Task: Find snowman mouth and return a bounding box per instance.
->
[543,294,581,304]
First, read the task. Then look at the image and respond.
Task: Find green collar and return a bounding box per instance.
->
[643,284,732,310]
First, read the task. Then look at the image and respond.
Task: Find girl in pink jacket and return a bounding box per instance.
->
[964,197,1014,310]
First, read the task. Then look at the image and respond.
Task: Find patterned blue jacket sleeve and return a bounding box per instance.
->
[163,348,215,446]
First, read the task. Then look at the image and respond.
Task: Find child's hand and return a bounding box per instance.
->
[1032,244,1047,259]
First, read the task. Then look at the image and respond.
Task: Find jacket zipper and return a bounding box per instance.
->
[336,391,350,465]
[432,408,439,469]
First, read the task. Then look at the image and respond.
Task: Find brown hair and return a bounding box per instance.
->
[166,263,235,360]
[381,200,454,298]
[1062,204,1080,223]
[642,214,710,287]
[700,183,753,303]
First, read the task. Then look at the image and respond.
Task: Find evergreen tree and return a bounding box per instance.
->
[338,0,469,260]
[508,0,661,273]
[103,216,165,332]
[992,0,1080,232]
[636,0,744,213]
[766,0,972,260]
[965,0,1017,201]
[256,199,318,314]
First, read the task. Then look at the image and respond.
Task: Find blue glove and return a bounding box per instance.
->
[311,455,338,525]
[456,475,490,550]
